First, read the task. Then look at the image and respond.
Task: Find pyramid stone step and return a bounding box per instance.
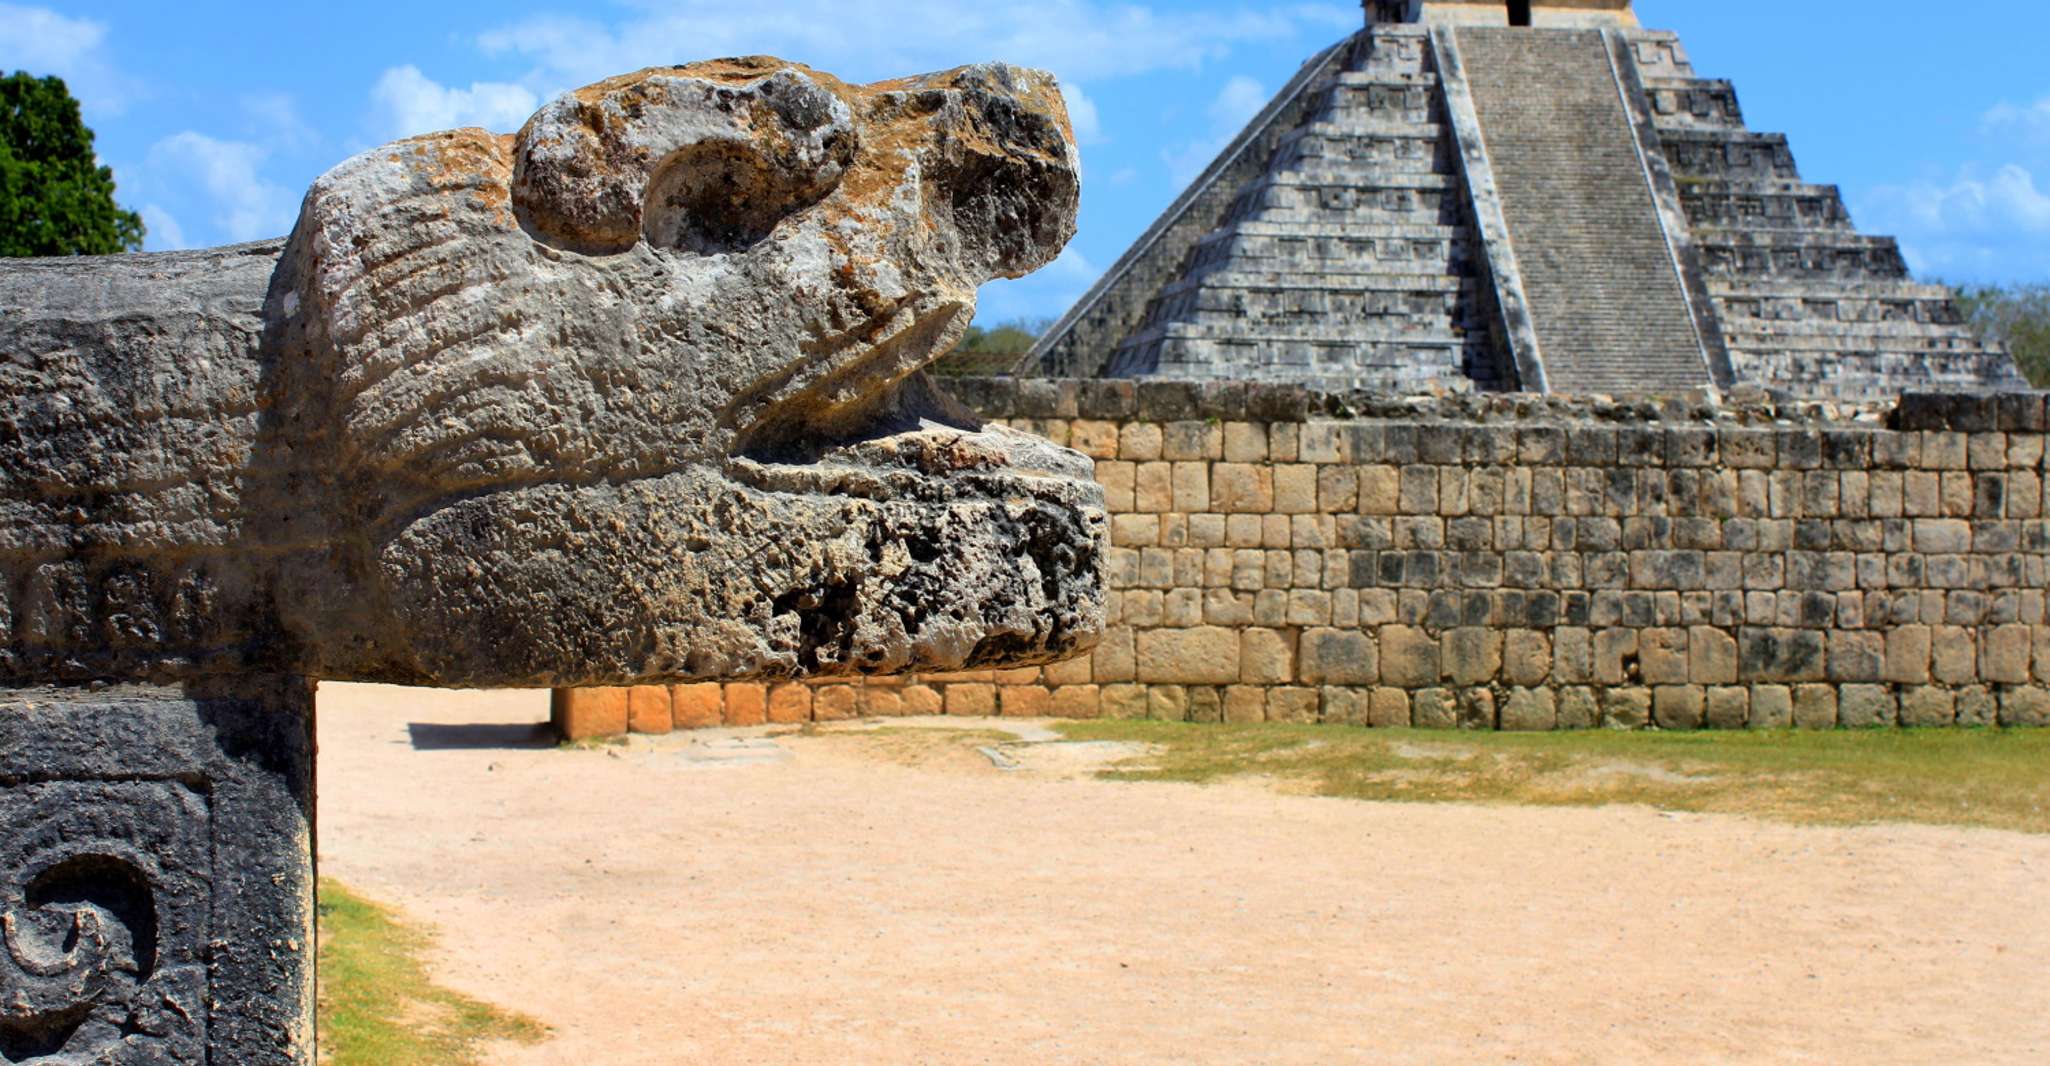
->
[1638,77,1745,130]
[1658,130,1800,180]
[1681,181,1854,233]
[1696,233,1911,281]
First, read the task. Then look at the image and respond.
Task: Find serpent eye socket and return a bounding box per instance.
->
[641,133,851,255]
[510,66,860,256]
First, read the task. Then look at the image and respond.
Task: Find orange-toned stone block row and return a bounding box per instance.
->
[551,667,1111,739]
[559,674,2050,737]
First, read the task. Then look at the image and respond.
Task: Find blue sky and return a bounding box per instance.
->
[10,0,2050,325]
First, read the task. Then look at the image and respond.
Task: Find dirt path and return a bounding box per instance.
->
[315,683,2050,1065]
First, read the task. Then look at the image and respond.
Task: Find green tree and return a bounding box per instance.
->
[0,72,144,257]
[1952,282,2050,389]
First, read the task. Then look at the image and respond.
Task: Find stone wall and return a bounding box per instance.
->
[556,380,2050,738]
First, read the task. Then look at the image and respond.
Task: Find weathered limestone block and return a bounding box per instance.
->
[1838,684,1897,728]
[1369,687,1413,728]
[943,683,995,717]
[1898,686,1955,729]
[1138,627,1241,684]
[1653,685,1706,730]
[1223,686,1267,723]
[1049,684,1101,719]
[1749,685,1794,729]
[724,683,769,726]
[1704,686,1749,729]
[628,684,674,734]
[1792,684,1838,730]
[1601,687,1652,730]
[1457,688,1497,730]
[1300,628,1378,685]
[1501,687,1557,731]
[1557,687,1600,730]
[2001,687,2050,728]
[1320,686,1368,727]
[1502,629,1552,687]
[1140,684,1183,722]
[769,682,815,723]
[1413,687,1460,730]
[1380,626,1441,687]
[0,57,1098,1064]
[1442,628,1503,685]
[1100,683,1147,720]
[1239,628,1296,685]
[1267,687,1319,723]
[814,684,860,721]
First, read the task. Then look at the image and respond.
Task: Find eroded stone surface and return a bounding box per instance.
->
[0,57,1102,688]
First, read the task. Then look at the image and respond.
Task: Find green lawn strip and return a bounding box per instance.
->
[1054,720,2050,833]
[317,878,547,1065]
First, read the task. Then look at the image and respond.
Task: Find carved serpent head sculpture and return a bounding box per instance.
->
[0,58,1103,688]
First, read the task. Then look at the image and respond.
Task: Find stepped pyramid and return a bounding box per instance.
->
[1024,0,2026,401]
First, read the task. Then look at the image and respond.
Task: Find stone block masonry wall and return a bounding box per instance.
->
[557,380,2050,738]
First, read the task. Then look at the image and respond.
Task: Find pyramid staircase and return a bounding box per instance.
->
[1452,27,1716,394]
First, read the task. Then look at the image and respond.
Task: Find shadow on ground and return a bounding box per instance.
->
[405,722,554,751]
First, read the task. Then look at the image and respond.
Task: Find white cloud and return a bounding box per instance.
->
[1983,96,2050,143]
[1163,74,1269,186]
[1045,244,1098,283]
[1855,93,2050,280]
[1860,163,2050,278]
[368,65,539,140]
[143,132,297,244]
[0,3,137,115]
[476,1,1354,88]
[242,92,318,152]
[139,203,186,252]
[1061,80,1103,144]
[1208,74,1268,129]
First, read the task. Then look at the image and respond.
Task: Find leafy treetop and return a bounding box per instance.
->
[1952,282,2050,390]
[1,71,145,257]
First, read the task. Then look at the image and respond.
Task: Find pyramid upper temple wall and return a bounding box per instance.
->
[1367,0,1640,28]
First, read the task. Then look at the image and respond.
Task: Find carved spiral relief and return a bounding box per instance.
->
[0,783,207,1064]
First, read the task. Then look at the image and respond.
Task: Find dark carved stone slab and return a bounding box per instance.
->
[0,680,313,1065]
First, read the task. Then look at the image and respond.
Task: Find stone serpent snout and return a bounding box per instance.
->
[0,57,1104,689]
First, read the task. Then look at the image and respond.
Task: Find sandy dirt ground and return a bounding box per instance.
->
[315,682,2050,1065]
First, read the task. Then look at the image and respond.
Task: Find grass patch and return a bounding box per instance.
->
[557,734,628,750]
[807,724,1023,768]
[1054,720,2050,833]
[318,878,546,1065]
